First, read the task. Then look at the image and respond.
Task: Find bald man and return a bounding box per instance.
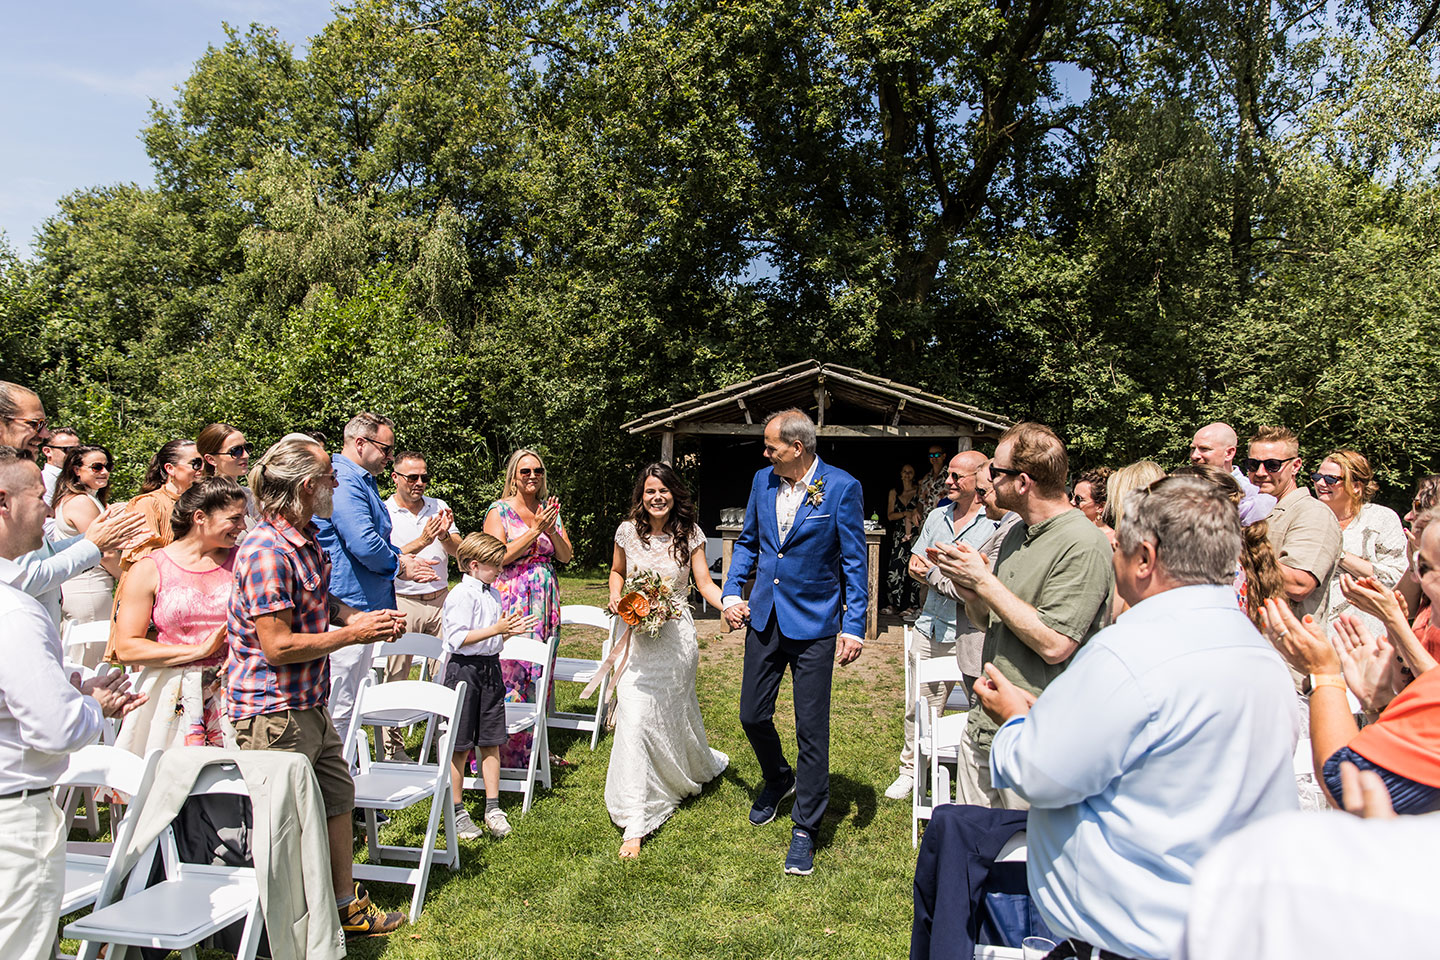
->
[886,450,997,800]
[1190,422,1275,525]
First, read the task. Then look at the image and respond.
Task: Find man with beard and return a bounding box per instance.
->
[225,435,409,938]
[930,422,1114,809]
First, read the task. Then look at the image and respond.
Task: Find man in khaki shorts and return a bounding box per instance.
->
[382,451,459,759]
[225,435,409,938]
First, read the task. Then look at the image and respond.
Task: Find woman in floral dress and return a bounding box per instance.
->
[483,448,573,767]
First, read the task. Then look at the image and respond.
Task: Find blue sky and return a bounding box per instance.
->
[0,0,336,254]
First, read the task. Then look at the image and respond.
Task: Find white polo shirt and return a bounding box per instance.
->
[385,494,458,597]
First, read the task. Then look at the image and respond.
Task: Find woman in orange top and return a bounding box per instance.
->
[1261,517,1440,814]
[120,439,201,572]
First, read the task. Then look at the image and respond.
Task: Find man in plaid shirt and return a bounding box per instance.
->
[226,434,409,938]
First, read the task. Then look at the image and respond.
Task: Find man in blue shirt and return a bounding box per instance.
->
[315,413,438,737]
[975,475,1299,960]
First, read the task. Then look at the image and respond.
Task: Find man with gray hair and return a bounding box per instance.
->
[315,413,438,739]
[959,475,1299,960]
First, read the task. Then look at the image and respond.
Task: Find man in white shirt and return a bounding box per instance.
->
[974,475,1299,959]
[41,427,80,506]
[382,451,459,760]
[0,452,145,960]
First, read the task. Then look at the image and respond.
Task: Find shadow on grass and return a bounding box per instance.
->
[819,772,878,846]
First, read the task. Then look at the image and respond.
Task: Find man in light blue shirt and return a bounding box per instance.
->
[976,475,1300,960]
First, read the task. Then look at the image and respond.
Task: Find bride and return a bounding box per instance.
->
[605,463,728,858]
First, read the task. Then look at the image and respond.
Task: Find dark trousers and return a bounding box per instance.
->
[738,616,834,833]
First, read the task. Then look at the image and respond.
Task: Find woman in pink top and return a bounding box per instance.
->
[113,478,248,752]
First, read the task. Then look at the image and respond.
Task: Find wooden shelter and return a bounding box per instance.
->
[620,361,1014,638]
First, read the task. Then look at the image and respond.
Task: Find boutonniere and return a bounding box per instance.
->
[806,477,826,507]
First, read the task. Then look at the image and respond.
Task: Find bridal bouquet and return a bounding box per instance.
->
[615,569,685,637]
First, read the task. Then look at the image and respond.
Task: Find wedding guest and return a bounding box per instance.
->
[483,448,572,768]
[1314,449,1406,636]
[918,444,949,509]
[1189,421,1276,524]
[976,476,1299,960]
[1171,463,1285,625]
[1245,425,1342,625]
[0,381,51,458]
[41,427,79,505]
[0,452,144,960]
[383,450,459,760]
[1069,467,1109,528]
[443,533,538,841]
[121,438,202,572]
[51,446,120,656]
[1102,460,1165,534]
[887,451,994,801]
[931,423,1113,809]
[1396,475,1440,619]
[225,435,407,937]
[605,463,729,858]
[197,421,258,522]
[314,413,436,739]
[112,478,247,752]
[884,463,923,616]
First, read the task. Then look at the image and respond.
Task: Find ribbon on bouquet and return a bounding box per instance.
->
[580,622,633,704]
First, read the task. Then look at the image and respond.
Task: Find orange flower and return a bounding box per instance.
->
[616,591,651,625]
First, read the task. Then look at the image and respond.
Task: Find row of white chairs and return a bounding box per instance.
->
[906,626,972,848]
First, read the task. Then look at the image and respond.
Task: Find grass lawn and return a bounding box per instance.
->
[65,571,920,959]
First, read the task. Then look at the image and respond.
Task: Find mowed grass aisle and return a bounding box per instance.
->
[350,574,918,959]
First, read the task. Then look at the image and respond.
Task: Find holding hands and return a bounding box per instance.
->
[721,601,750,632]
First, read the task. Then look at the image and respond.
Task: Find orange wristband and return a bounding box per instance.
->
[1311,674,1348,692]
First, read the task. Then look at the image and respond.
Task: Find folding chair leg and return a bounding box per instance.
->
[408,793,446,923]
[522,733,540,814]
[366,809,382,861]
[235,896,265,960]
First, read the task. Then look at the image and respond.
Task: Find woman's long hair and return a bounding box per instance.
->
[1172,463,1283,625]
[139,439,196,494]
[54,445,112,509]
[626,462,700,570]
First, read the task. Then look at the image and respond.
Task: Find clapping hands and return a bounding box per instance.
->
[497,611,541,638]
[1333,614,1402,713]
[1338,574,1408,626]
[75,668,148,719]
[398,553,442,583]
[421,508,454,543]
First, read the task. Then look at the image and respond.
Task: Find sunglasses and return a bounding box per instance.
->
[362,435,394,456]
[46,444,78,454]
[3,415,48,431]
[86,462,112,473]
[929,452,944,459]
[1070,493,1093,506]
[989,464,1024,481]
[186,457,204,470]
[1311,473,1344,486]
[1242,456,1298,474]
[518,467,546,477]
[395,472,430,483]
[224,443,253,458]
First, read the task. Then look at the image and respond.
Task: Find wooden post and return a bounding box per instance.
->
[660,430,674,464]
[956,435,972,452]
[864,528,884,641]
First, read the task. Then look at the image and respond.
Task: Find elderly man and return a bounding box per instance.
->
[0,382,51,459]
[41,427,80,506]
[381,450,459,760]
[972,476,1300,960]
[315,414,438,739]
[885,450,995,801]
[226,435,409,937]
[0,451,144,960]
[931,422,1113,809]
[1189,421,1275,524]
[1245,425,1341,625]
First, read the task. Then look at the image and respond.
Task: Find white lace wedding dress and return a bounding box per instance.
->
[606,520,729,840]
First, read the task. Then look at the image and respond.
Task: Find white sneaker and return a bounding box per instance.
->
[484,807,512,838]
[884,774,915,800]
[454,809,482,840]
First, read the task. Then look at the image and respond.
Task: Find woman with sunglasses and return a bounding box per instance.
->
[483,448,573,768]
[196,421,259,525]
[51,445,121,660]
[1314,449,1405,637]
[119,438,202,574]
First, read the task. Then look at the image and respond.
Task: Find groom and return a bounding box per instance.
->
[722,408,868,876]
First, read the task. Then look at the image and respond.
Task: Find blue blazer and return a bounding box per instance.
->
[722,458,869,640]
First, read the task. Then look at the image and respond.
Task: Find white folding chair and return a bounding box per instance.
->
[363,632,447,761]
[466,635,553,813]
[53,745,163,957]
[66,758,264,960]
[62,620,112,669]
[551,605,619,749]
[912,655,966,847]
[345,677,465,923]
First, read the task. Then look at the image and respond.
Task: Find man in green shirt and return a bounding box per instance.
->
[931,422,1114,808]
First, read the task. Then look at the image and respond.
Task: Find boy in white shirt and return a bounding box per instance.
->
[442,533,538,839]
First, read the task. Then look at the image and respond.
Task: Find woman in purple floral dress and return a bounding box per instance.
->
[483,448,573,767]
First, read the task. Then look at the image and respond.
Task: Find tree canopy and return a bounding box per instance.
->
[5,0,1439,561]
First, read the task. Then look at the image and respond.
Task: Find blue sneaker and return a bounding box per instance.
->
[748,772,796,826]
[784,827,814,875]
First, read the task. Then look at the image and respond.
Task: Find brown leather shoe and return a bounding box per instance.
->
[340,882,405,938]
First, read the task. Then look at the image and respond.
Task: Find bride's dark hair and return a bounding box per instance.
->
[626,462,700,569]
